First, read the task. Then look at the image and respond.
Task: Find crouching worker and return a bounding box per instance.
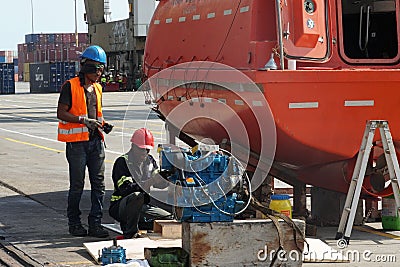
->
[109,128,172,239]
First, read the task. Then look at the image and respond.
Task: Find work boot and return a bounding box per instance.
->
[88,225,109,238]
[69,224,87,237]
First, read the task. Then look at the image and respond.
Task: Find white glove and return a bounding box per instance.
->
[79,117,101,130]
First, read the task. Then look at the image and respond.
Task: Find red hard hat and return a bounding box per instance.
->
[131,128,154,149]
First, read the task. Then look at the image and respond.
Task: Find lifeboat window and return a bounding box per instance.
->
[341,0,398,60]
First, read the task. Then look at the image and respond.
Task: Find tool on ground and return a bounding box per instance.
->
[336,120,400,245]
[98,238,126,265]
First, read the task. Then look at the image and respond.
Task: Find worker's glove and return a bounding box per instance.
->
[79,116,101,130]
[102,122,114,134]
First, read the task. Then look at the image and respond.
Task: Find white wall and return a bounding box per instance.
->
[134,0,158,36]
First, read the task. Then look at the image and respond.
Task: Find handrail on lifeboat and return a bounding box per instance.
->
[358,5,371,52]
[275,0,285,70]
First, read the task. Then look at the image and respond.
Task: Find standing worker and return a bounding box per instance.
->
[109,128,172,239]
[57,45,113,238]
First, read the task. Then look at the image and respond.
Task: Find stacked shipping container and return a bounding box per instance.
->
[29,62,79,93]
[18,33,89,93]
[0,51,16,64]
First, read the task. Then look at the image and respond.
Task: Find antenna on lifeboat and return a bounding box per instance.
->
[263,53,277,70]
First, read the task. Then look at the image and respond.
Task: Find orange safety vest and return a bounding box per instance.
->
[58,77,104,142]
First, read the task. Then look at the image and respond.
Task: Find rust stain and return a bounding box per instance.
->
[191,232,212,265]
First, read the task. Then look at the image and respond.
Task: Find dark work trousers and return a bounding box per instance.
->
[117,192,172,238]
[66,137,105,227]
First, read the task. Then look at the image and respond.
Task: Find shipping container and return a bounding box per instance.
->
[39,34,48,44]
[23,63,30,82]
[27,43,36,52]
[0,51,16,63]
[48,34,56,43]
[0,63,15,94]
[18,43,28,53]
[29,63,50,93]
[62,33,71,43]
[30,62,78,93]
[55,34,63,43]
[18,63,24,81]
[78,33,88,43]
[25,33,40,44]
[24,72,30,82]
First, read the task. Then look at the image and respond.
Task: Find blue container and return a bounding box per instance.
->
[25,33,40,44]
[30,62,77,93]
[0,63,15,94]
[48,34,56,43]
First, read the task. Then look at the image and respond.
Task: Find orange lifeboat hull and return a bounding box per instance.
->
[144,0,400,195]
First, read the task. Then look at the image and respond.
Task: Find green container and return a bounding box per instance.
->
[382,216,400,230]
[381,194,400,230]
[145,247,188,267]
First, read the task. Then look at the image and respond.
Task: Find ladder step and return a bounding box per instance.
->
[345,207,351,212]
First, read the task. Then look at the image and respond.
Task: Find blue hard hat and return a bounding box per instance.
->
[80,45,107,65]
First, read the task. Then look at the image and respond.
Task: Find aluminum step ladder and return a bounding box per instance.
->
[335,120,400,246]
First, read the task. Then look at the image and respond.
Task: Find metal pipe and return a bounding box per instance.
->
[30,0,34,33]
[75,0,78,47]
[358,5,364,51]
[275,0,285,70]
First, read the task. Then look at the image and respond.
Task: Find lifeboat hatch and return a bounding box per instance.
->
[338,0,400,64]
[280,0,330,61]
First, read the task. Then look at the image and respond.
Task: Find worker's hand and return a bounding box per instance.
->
[80,117,101,130]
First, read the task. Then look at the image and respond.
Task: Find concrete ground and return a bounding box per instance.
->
[0,83,399,266]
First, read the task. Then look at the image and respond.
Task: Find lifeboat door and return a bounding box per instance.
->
[337,0,400,63]
[279,0,330,61]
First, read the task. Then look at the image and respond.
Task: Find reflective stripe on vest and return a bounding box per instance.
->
[117,176,134,188]
[110,195,122,202]
[58,127,89,135]
[57,77,104,142]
